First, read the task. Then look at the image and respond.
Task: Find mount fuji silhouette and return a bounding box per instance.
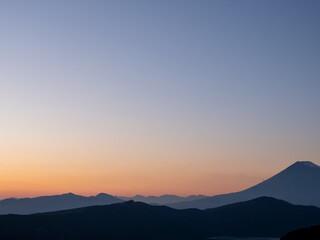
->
[170,161,320,209]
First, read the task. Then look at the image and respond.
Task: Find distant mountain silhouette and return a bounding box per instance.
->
[0,197,319,239]
[119,194,207,204]
[170,161,320,209]
[0,193,123,214]
[281,225,320,240]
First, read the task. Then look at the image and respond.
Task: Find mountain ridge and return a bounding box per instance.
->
[2,161,319,213]
[0,197,320,239]
[0,192,123,214]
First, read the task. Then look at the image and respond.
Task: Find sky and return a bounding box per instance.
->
[0,0,320,199]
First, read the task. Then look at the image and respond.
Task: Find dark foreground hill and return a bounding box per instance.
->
[0,197,320,239]
[170,161,320,209]
[203,197,320,237]
[0,200,202,240]
[281,225,320,240]
[0,193,123,214]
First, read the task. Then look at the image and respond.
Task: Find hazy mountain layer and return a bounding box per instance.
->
[0,193,123,214]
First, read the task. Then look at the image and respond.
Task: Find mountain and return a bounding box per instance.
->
[118,194,207,205]
[2,161,318,214]
[0,200,203,240]
[0,193,123,214]
[203,197,320,237]
[0,197,319,239]
[170,161,320,209]
[281,225,320,240]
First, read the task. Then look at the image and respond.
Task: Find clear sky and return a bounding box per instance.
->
[0,0,319,198]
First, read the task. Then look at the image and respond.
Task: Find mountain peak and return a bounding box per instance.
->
[170,160,320,209]
[62,192,77,196]
[96,193,112,198]
[291,161,320,169]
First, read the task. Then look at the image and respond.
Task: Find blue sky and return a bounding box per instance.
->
[0,0,319,197]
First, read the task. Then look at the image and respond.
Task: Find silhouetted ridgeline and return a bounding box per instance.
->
[0,193,123,214]
[281,225,320,240]
[0,197,320,239]
[0,193,207,214]
[2,161,319,215]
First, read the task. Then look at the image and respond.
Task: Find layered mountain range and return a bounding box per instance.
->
[1,161,319,214]
[0,193,122,214]
[0,197,319,239]
[0,161,319,239]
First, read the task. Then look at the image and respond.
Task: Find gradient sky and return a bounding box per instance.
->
[1,0,320,199]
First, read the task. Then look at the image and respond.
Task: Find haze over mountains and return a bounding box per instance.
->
[170,161,320,209]
[0,193,122,214]
[0,193,206,215]
[0,197,319,239]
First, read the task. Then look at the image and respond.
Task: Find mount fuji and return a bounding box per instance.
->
[170,161,320,209]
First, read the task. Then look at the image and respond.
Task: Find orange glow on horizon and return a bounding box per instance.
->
[0,127,306,200]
